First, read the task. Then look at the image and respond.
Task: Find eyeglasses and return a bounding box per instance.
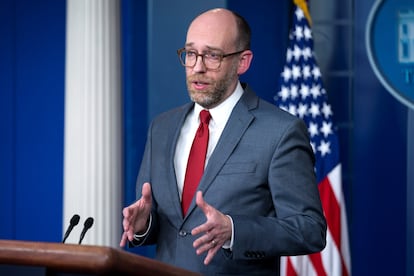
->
[177,48,246,70]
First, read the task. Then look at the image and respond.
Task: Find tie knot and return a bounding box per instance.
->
[199,110,211,125]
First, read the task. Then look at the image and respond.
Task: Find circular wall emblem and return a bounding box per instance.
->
[366,0,414,110]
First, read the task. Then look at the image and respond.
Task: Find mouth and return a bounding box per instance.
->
[191,80,210,90]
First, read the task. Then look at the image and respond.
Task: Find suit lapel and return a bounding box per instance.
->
[164,104,194,223]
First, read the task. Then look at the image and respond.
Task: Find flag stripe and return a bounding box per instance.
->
[291,255,317,276]
[321,216,344,275]
[287,257,298,276]
[327,165,351,276]
[319,176,341,248]
[309,253,327,276]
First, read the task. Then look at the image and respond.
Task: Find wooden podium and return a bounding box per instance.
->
[0,240,200,276]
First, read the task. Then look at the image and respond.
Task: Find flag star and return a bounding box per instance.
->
[309,102,321,118]
[291,65,301,80]
[312,66,322,79]
[294,26,303,41]
[322,103,333,118]
[281,66,292,82]
[302,47,312,60]
[302,65,311,79]
[308,121,319,137]
[297,103,308,118]
[310,84,321,99]
[318,140,331,157]
[320,121,333,137]
[278,86,290,101]
[300,84,310,99]
[303,26,312,40]
[295,7,305,21]
[292,45,302,61]
[290,84,299,99]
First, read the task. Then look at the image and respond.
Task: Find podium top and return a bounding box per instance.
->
[0,239,200,276]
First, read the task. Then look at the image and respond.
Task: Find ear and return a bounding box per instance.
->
[237,50,253,75]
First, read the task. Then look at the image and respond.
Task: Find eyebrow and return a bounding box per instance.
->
[184,43,222,52]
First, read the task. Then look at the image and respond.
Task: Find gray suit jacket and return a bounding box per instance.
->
[134,84,326,275]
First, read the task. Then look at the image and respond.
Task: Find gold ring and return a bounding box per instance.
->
[211,240,217,246]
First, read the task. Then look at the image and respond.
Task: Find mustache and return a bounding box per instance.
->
[187,75,212,83]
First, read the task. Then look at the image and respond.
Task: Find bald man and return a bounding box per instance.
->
[120,8,326,275]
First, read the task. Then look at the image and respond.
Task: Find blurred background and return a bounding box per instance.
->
[0,0,412,275]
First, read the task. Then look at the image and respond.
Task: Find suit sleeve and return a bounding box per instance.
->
[131,120,160,246]
[230,118,327,260]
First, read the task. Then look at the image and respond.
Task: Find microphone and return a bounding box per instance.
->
[62,214,80,243]
[78,217,94,245]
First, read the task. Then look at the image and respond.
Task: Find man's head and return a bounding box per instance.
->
[180,8,253,109]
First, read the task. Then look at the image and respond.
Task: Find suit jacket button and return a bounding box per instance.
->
[179,230,188,237]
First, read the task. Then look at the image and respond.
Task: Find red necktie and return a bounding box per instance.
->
[181,110,211,216]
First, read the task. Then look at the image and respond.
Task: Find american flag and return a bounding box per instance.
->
[275,1,351,275]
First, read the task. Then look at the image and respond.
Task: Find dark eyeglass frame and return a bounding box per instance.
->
[177,48,247,70]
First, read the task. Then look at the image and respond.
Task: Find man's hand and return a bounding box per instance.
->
[191,191,232,265]
[119,182,152,247]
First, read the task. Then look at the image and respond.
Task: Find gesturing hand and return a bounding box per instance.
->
[191,191,232,265]
[119,182,152,247]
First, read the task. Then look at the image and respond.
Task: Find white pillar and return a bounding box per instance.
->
[64,0,122,247]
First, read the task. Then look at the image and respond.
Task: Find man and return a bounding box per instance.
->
[120,8,326,275]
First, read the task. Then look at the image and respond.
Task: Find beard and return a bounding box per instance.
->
[186,63,239,109]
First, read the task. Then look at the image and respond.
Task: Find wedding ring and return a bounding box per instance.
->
[211,239,217,246]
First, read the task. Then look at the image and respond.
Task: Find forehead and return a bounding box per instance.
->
[185,11,237,51]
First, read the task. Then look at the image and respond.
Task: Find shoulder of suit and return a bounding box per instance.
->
[152,103,193,122]
[240,89,302,127]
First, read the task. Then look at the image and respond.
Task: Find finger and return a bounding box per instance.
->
[122,206,131,218]
[196,191,216,218]
[122,206,136,231]
[195,238,217,255]
[195,191,208,211]
[140,182,152,206]
[121,223,135,242]
[191,221,211,236]
[128,227,137,241]
[204,245,220,265]
[119,231,129,247]
[141,182,152,202]
[193,231,214,249]
[122,209,131,231]
[192,191,212,236]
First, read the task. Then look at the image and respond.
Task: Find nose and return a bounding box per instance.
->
[192,55,207,73]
